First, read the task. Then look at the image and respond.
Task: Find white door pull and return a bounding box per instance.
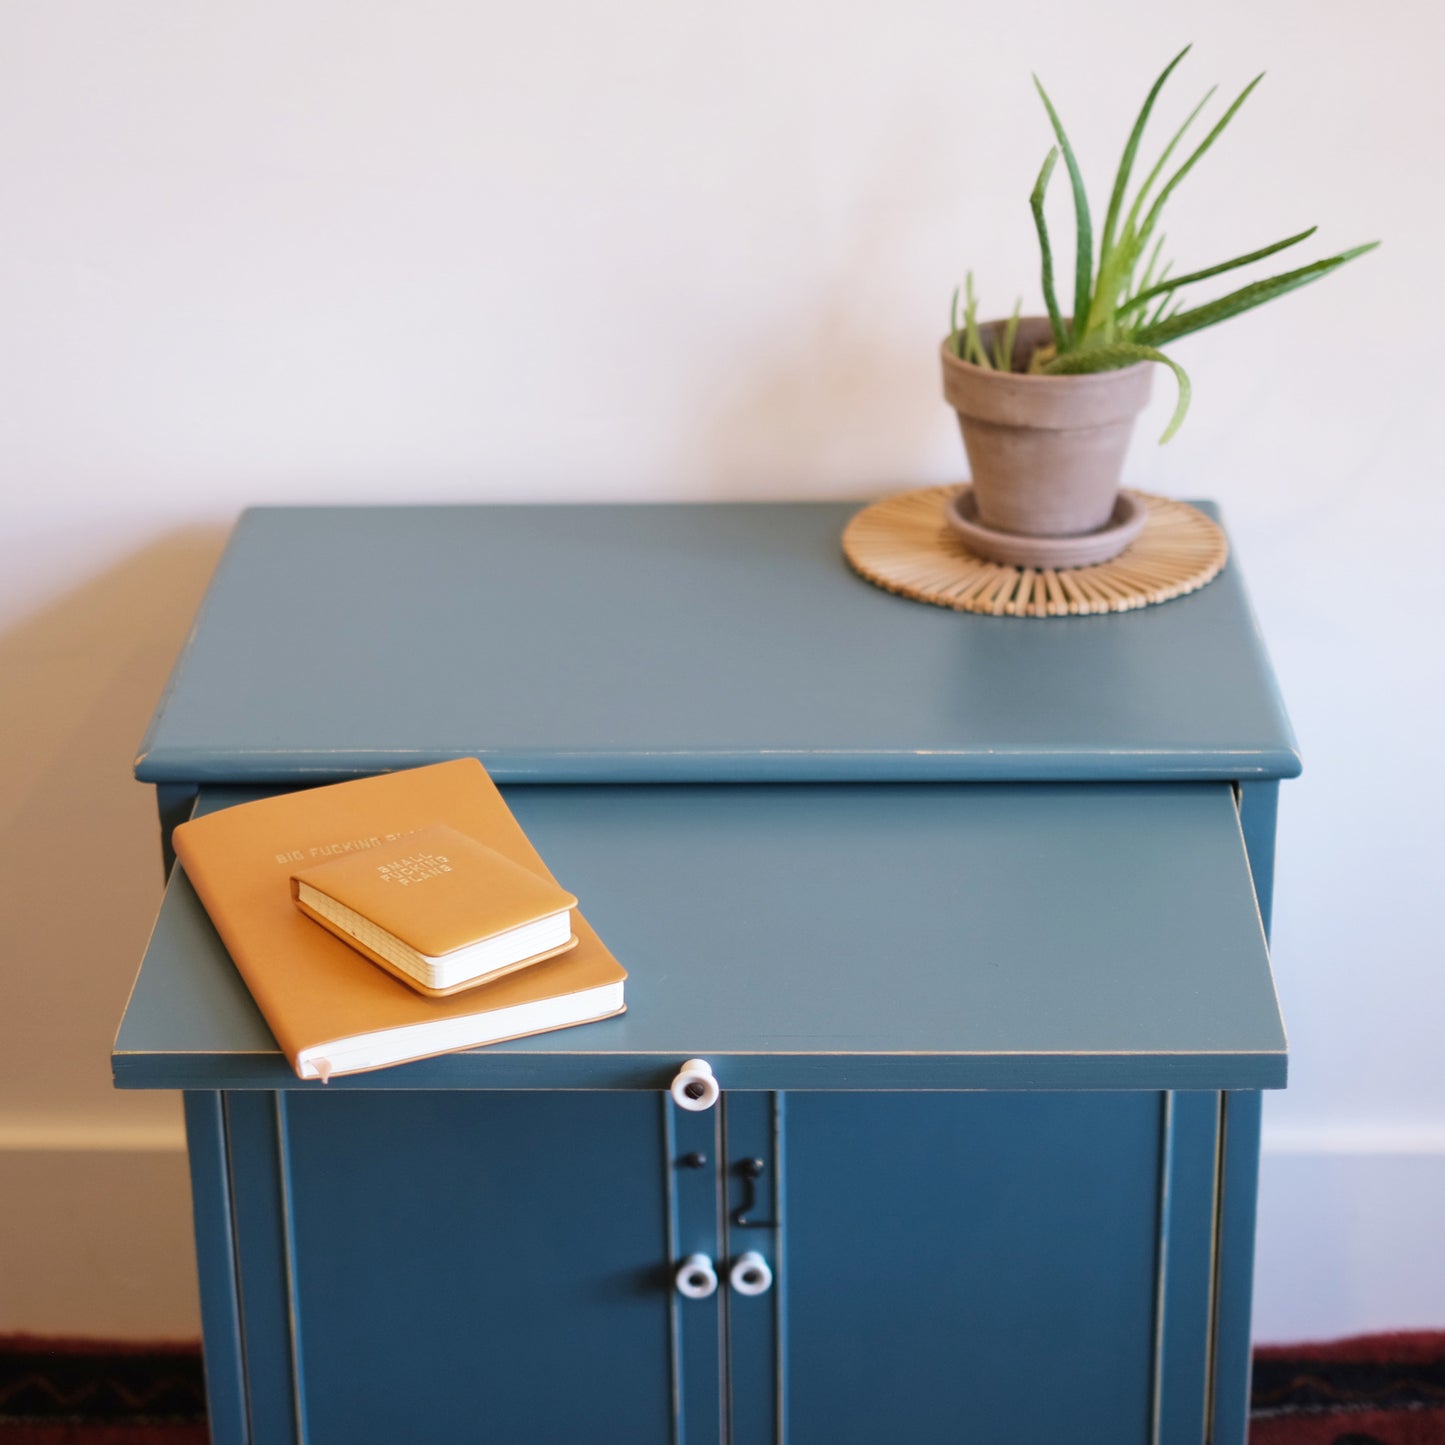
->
[729,1251,773,1297]
[675,1254,719,1299]
[670,1058,719,1111]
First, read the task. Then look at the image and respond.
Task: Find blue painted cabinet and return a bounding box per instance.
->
[116,503,1298,1444]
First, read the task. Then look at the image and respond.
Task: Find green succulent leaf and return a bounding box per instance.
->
[1119,86,1216,262]
[1146,289,1179,329]
[1123,227,1318,312]
[1041,343,1192,444]
[962,271,991,367]
[1133,235,1168,313]
[1033,76,1094,339]
[1090,45,1192,337]
[1030,147,1068,350]
[1138,73,1264,245]
[1100,46,1191,262]
[1137,241,1380,346]
[992,298,1023,371]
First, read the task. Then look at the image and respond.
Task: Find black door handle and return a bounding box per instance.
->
[731,1157,774,1229]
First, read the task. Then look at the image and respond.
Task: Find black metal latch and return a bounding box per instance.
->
[731,1157,774,1229]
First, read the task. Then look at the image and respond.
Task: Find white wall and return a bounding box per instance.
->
[0,1,1438,1342]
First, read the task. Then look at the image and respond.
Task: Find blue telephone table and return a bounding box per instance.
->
[116,501,1296,1444]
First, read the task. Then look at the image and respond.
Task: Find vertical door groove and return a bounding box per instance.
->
[1150,1090,1177,1445]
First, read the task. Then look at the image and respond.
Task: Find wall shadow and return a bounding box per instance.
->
[0,527,229,1135]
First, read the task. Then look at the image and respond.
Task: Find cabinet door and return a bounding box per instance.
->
[282,1091,678,1445]
[780,1092,1162,1445]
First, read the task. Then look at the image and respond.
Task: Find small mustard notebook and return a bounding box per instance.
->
[292,823,578,997]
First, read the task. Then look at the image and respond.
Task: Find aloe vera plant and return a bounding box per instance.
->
[949,46,1378,441]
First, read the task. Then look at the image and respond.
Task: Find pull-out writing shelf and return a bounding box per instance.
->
[118,502,1298,1445]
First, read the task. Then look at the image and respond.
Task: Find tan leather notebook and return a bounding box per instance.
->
[170,759,626,1080]
[292,824,578,997]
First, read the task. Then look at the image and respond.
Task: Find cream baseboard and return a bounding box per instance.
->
[0,1122,187,1153]
[1254,1144,1445,1342]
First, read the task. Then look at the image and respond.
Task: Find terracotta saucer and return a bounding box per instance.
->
[943,487,1148,568]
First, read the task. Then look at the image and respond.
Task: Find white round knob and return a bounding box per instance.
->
[675,1254,718,1300]
[729,1251,773,1297]
[670,1058,719,1112]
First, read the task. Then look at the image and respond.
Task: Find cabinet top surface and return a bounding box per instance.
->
[136,501,1298,785]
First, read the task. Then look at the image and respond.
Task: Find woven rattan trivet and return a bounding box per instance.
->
[842,486,1227,617]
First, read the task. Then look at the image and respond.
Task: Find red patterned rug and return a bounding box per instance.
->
[1250,1332,1445,1444]
[1,1331,1442,1441]
[0,1338,205,1444]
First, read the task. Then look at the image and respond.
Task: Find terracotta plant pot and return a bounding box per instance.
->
[940,317,1153,537]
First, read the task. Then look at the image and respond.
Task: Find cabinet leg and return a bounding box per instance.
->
[182,1092,248,1445]
[1211,1091,1264,1445]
